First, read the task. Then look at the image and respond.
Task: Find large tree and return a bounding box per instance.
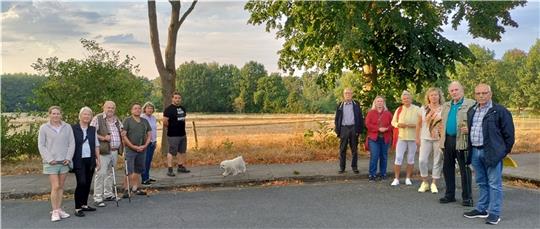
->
[148,0,197,153]
[245,1,525,105]
[522,39,540,110]
[31,39,151,123]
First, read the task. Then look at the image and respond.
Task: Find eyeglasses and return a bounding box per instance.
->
[475,92,490,95]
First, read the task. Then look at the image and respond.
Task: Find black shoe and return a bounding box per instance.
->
[462,199,474,207]
[167,168,176,177]
[464,209,489,219]
[439,197,457,204]
[368,176,376,182]
[338,170,345,174]
[142,180,151,185]
[134,189,147,196]
[149,178,157,183]
[74,210,85,217]
[177,165,191,173]
[379,175,387,181]
[353,169,360,174]
[485,214,501,225]
[81,206,96,211]
[104,196,116,202]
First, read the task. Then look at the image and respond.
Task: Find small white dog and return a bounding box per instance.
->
[220,156,246,176]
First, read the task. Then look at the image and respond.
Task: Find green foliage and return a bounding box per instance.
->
[254,73,288,113]
[522,39,540,110]
[303,121,339,149]
[450,44,502,102]
[499,48,528,112]
[177,61,238,112]
[1,73,46,112]
[237,61,268,113]
[1,114,42,161]
[245,0,524,108]
[31,39,151,123]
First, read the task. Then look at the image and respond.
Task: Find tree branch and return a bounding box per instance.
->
[178,0,198,28]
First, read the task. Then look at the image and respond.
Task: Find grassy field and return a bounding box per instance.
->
[2,113,539,175]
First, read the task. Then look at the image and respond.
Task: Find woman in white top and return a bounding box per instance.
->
[418,87,445,193]
[141,102,158,185]
[38,106,75,222]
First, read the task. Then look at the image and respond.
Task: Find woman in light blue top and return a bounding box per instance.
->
[141,102,158,185]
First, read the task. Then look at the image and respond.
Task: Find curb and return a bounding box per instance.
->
[1,173,369,200]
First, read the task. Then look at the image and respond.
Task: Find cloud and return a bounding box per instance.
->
[103,33,145,44]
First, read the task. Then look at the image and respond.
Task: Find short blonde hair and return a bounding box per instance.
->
[424,87,445,105]
[142,101,155,111]
[370,96,388,111]
[78,106,93,119]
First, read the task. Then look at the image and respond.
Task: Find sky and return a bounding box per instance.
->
[1,0,539,79]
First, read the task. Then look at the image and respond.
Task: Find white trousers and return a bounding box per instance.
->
[394,140,416,165]
[93,150,118,202]
[418,139,443,179]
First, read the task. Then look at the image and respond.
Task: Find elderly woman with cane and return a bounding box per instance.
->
[38,106,75,222]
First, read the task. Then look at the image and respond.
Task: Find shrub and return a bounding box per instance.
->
[1,114,42,161]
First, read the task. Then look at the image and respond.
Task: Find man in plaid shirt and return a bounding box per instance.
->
[463,84,515,225]
[90,101,123,207]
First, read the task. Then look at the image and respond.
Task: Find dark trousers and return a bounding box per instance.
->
[442,135,472,201]
[74,158,94,209]
[339,125,358,171]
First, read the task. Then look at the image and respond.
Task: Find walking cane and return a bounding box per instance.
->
[111,163,119,207]
[124,157,131,203]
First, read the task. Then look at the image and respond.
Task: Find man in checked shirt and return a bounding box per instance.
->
[463,84,515,225]
[90,101,124,207]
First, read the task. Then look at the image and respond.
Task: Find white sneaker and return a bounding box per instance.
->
[391,179,400,186]
[405,178,412,185]
[51,210,61,222]
[58,209,70,219]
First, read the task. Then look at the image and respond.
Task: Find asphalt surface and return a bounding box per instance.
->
[2,180,539,228]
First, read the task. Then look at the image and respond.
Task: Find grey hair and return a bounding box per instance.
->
[401,90,412,99]
[78,106,93,119]
[370,96,388,111]
[448,81,464,92]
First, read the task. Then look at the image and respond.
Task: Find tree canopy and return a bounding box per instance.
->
[245,1,526,106]
[31,39,153,123]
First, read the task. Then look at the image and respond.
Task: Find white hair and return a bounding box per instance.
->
[78,106,93,119]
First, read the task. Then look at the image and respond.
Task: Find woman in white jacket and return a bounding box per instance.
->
[38,106,75,222]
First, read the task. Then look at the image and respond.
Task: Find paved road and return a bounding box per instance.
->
[2,180,539,228]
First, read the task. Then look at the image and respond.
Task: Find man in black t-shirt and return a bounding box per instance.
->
[163,92,190,176]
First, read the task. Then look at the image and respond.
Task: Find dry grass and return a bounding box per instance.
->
[1,114,538,176]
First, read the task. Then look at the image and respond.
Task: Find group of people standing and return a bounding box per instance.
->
[37,93,190,222]
[334,81,515,225]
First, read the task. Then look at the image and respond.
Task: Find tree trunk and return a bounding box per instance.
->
[148,0,198,154]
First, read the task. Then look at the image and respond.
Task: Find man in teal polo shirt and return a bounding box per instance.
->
[439,81,476,206]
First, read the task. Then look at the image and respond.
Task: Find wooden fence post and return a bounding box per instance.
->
[192,121,198,149]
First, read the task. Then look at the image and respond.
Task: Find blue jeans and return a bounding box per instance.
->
[471,147,503,217]
[142,141,156,182]
[368,136,389,177]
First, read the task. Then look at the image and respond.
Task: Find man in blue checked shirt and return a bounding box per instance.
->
[463,84,515,225]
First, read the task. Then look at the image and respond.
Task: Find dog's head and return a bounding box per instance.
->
[219,161,226,169]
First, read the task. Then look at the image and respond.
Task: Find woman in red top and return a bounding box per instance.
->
[364,96,394,181]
